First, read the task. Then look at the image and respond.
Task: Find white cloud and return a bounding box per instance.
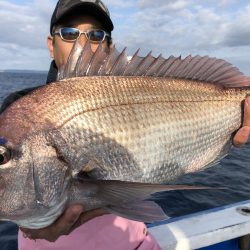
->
[0,0,249,75]
[0,0,56,70]
[138,0,190,10]
[215,0,237,7]
[112,1,250,73]
[221,5,250,47]
[0,42,49,70]
[105,0,134,8]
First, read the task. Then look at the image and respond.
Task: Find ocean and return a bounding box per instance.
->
[0,71,249,249]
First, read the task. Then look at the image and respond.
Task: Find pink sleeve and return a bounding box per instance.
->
[18,215,161,250]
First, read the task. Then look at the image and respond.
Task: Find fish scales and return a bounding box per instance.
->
[0,76,246,184]
[45,77,243,183]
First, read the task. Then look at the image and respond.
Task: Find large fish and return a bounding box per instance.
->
[0,40,249,229]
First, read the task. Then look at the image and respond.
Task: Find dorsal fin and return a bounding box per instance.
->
[60,38,84,80]
[145,54,165,76]
[132,51,155,76]
[123,49,141,75]
[75,40,94,77]
[58,39,250,88]
[109,47,128,76]
[100,45,120,75]
[86,42,109,76]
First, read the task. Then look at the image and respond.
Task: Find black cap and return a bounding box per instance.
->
[50,0,114,35]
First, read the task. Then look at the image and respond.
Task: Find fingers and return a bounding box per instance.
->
[243,97,250,127]
[233,97,250,147]
[20,204,83,242]
[233,127,250,147]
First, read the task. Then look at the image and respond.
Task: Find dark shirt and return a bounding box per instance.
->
[46,60,58,84]
[0,61,58,114]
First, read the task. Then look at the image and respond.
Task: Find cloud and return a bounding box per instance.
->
[213,0,238,7]
[105,0,134,8]
[0,0,56,70]
[110,0,250,75]
[0,0,249,75]
[138,0,190,11]
[0,0,54,48]
[113,1,245,50]
[0,42,49,70]
[222,5,250,47]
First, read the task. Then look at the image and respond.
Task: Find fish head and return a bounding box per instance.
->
[0,126,71,228]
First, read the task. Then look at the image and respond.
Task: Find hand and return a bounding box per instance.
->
[20,205,107,242]
[233,97,250,147]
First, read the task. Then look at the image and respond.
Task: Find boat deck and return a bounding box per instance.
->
[148,199,250,249]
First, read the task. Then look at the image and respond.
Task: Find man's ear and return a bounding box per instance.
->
[47,36,54,59]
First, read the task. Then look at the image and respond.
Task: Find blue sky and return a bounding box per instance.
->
[0,0,250,75]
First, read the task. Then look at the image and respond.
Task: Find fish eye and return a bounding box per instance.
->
[0,146,11,165]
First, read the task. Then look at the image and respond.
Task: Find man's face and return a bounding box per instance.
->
[47,15,111,69]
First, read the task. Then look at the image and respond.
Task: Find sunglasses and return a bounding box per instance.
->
[53,27,110,42]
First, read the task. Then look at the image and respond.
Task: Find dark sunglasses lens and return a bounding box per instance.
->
[61,28,80,41]
[88,30,105,41]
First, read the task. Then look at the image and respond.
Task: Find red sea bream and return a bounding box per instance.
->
[0,40,249,228]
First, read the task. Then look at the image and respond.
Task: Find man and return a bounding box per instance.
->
[1,0,250,249]
[16,0,162,249]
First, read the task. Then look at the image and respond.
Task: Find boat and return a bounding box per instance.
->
[148,199,250,250]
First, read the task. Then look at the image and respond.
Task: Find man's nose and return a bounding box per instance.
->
[77,34,101,53]
[78,34,88,47]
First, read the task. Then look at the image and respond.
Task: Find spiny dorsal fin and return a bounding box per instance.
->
[123,49,141,75]
[145,54,165,76]
[75,40,94,77]
[86,42,109,76]
[62,38,84,79]
[133,51,154,76]
[58,38,250,88]
[100,45,120,75]
[109,47,128,76]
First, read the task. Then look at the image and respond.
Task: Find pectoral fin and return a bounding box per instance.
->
[107,200,168,223]
[76,178,214,222]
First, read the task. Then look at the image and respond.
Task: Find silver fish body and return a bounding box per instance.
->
[0,43,249,228]
[45,76,245,183]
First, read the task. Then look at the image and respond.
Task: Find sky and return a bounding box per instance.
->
[0,0,250,75]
